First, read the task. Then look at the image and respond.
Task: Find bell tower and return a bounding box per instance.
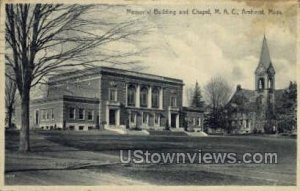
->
[255,35,275,92]
[254,35,276,132]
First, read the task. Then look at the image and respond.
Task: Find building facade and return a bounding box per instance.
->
[16,67,204,131]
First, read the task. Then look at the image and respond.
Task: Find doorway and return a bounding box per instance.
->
[171,113,177,128]
[35,110,39,125]
[109,109,116,125]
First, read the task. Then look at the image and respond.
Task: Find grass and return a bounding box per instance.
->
[5,130,297,185]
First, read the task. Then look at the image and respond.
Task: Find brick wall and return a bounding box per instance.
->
[48,76,100,98]
[63,99,99,130]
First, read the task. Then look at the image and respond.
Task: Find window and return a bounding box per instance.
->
[69,108,75,119]
[51,109,54,120]
[258,78,265,90]
[35,110,39,125]
[79,108,85,120]
[88,126,93,130]
[154,113,160,125]
[109,89,117,101]
[46,110,50,120]
[130,113,136,123]
[69,126,75,130]
[198,118,201,126]
[127,85,136,106]
[142,112,148,124]
[171,96,177,107]
[79,126,84,130]
[42,110,46,120]
[246,120,250,129]
[152,88,159,108]
[268,78,273,89]
[193,118,196,125]
[87,110,94,120]
[140,87,148,107]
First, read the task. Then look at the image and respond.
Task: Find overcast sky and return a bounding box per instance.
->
[100,1,296,105]
[32,2,297,105]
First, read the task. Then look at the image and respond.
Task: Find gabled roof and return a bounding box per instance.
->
[226,87,288,113]
[227,88,256,105]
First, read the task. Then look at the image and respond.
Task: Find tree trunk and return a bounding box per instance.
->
[8,107,13,128]
[19,89,30,152]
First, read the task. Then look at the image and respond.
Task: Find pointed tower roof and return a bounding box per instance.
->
[259,35,272,68]
[255,35,272,74]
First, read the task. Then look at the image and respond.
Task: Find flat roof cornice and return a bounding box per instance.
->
[48,66,184,85]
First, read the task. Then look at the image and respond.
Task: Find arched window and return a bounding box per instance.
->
[152,87,159,108]
[258,78,265,90]
[268,78,273,89]
[140,87,148,107]
[127,85,136,106]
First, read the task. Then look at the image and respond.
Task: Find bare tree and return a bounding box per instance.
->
[204,76,232,130]
[5,4,150,152]
[204,76,232,110]
[5,75,17,129]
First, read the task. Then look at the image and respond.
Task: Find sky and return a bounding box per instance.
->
[98,1,296,106]
[31,1,297,105]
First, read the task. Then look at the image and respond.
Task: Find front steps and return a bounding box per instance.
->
[105,126,207,137]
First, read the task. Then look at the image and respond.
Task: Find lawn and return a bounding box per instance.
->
[5,130,297,185]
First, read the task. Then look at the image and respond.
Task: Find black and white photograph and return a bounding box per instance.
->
[1,0,298,188]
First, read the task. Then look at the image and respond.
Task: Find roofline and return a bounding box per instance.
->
[48,66,184,85]
[31,95,100,104]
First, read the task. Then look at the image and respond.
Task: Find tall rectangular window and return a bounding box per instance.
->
[127,85,136,106]
[130,113,136,123]
[140,87,148,107]
[198,118,201,126]
[46,110,50,120]
[142,113,148,124]
[69,108,75,119]
[170,96,177,107]
[42,110,46,120]
[154,113,160,125]
[51,109,54,120]
[87,110,94,120]
[152,88,159,108]
[79,108,85,120]
[109,89,117,101]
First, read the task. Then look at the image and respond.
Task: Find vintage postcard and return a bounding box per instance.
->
[0,0,298,190]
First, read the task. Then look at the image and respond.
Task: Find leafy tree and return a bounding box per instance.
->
[276,81,297,133]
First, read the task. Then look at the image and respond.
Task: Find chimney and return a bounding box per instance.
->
[236,84,242,91]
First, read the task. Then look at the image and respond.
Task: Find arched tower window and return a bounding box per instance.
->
[127,85,136,106]
[140,86,148,107]
[258,78,265,90]
[268,78,273,89]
